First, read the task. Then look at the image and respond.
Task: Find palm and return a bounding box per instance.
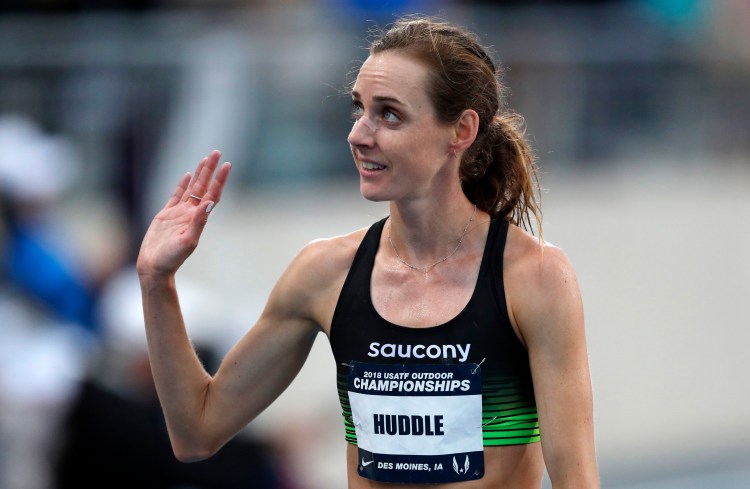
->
[137,150,231,277]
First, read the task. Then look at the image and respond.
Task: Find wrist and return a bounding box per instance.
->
[137,268,177,289]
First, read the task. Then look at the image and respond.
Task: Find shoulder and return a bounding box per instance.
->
[503,224,583,347]
[266,225,371,331]
[292,225,371,282]
[504,224,578,294]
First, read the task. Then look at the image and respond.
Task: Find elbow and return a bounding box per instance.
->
[172,445,217,463]
[171,438,221,463]
[547,462,600,489]
[545,448,600,489]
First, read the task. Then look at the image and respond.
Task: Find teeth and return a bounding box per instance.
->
[363,161,385,170]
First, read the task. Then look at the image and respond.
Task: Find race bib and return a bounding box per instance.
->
[348,361,484,484]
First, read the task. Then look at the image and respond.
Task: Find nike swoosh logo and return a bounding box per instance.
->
[361,458,374,467]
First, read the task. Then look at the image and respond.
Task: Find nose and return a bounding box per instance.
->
[347,116,377,146]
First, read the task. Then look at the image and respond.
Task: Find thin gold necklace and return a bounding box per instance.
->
[388,205,477,276]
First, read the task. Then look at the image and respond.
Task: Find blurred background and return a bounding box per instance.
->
[0,0,748,488]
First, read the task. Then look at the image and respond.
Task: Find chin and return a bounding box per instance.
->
[360,190,389,203]
[359,181,391,203]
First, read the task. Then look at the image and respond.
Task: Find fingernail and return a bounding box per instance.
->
[206,202,215,214]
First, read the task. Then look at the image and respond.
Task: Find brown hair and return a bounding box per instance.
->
[368,16,542,236]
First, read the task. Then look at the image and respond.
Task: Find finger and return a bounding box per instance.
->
[203,161,232,205]
[187,150,221,199]
[187,199,217,242]
[166,172,192,208]
[181,157,207,203]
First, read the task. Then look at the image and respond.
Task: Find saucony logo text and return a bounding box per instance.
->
[367,342,471,363]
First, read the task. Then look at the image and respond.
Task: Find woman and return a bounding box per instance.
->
[137,16,599,489]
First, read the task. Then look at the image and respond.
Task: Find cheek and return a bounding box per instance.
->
[411,130,449,159]
[391,130,431,153]
[381,127,448,167]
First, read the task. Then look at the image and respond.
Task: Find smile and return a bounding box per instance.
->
[362,161,385,171]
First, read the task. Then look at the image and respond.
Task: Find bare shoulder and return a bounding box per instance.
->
[505,224,578,290]
[272,225,370,333]
[504,224,583,346]
[293,226,370,284]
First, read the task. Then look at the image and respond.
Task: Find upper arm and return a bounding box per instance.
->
[507,238,599,488]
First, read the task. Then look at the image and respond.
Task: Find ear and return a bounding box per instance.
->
[450,109,479,153]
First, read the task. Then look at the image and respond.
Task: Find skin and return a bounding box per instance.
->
[137,50,599,488]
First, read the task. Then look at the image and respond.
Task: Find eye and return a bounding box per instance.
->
[351,101,364,120]
[383,108,400,123]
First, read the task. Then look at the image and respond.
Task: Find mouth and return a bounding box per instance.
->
[361,160,386,171]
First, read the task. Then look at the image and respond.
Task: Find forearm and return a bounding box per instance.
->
[139,272,216,460]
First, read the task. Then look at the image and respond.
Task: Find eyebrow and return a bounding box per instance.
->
[351,90,406,107]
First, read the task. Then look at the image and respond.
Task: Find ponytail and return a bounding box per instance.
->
[460,112,542,238]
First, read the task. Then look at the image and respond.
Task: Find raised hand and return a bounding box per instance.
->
[137,150,231,278]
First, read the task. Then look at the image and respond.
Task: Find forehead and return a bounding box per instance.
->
[353,51,431,106]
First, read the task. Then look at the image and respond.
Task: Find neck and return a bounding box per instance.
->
[387,199,484,272]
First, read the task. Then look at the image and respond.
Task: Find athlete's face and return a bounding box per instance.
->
[348,51,455,203]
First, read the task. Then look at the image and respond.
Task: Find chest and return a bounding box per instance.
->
[370,253,482,328]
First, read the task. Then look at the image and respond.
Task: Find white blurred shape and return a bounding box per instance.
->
[0,115,81,202]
